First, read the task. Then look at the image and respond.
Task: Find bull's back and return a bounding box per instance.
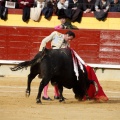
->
[49,48,74,73]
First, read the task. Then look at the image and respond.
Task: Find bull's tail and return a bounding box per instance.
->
[10,51,43,71]
[10,61,32,71]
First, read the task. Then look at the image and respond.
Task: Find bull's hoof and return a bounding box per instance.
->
[36,99,42,104]
[54,96,60,100]
[59,98,65,102]
[25,90,30,97]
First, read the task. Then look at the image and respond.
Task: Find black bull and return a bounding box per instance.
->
[10,48,98,103]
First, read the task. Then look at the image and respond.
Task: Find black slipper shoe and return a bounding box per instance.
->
[42,96,52,101]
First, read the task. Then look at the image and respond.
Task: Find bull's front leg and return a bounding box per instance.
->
[58,85,65,102]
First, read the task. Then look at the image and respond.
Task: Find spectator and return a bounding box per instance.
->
[30,0,43,22]
[109,0,120,12]
[57,0,68,9]
[34,0,45,9]
[50,0,58,14]
[42,0,54,19]
[68,0,83,22]
[0,0,5,7]
[18,0,34,22]
[0,0,8,20]
[94,0,110,21]
[82,0,96,13]
[55,15,74,29]
[18,0,34,9]
[57,0,69,18]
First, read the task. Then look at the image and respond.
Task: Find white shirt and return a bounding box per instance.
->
[39,31,70,51]
[57,0,68,9]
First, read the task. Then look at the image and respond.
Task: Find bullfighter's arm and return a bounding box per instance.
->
[39,31,57,51]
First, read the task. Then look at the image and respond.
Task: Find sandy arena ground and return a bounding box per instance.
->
[0,77,120,120]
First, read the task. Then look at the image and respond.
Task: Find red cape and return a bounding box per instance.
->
[84,65,108,101]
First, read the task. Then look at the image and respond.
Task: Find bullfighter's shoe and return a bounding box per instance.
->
[42,96,52,101]
[54,96,67,100]
[54,96,60,99]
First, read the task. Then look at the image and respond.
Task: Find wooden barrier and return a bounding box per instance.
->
[0,9,120,66]
[0,27,120,65]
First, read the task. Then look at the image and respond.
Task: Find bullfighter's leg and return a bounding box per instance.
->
[54,85,60,99]
[42,84,52,100]
[50,79,60,99]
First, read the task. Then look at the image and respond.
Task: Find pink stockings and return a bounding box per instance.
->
[43,83,60,98]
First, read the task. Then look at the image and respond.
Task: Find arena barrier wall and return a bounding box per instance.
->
[0,9,120,80]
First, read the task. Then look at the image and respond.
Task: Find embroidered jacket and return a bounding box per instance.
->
[39,31,70,51]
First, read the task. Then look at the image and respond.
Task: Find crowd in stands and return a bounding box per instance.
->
[0,0,120,23]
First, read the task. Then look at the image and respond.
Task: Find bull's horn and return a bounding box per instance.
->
[93,81,99,96]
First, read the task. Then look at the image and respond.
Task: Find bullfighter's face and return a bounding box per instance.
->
[60,18,66,24]
[64,34,74,42]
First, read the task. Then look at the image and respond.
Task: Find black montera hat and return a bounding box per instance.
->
[58,15,67,19]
